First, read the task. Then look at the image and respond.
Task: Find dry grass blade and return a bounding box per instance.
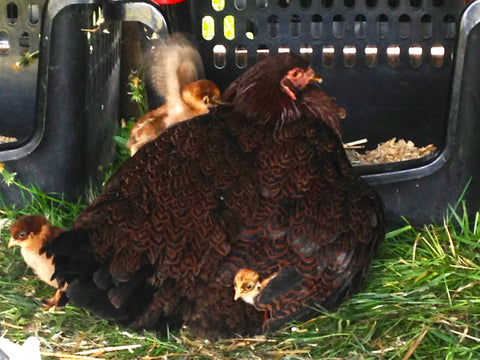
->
[450,330,480,343]
[453,280,480,297]
[0,321,23,330]
[343,138,367,149]
[40,352,105,360]
[401,326,430,360]
[142,354,191,359]
[217,336,276,350]
[75,344,142,356]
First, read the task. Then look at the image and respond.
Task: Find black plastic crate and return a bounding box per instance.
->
[138,0,480,226]
[0,0,122,204]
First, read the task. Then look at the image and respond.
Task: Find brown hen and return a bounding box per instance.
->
[43,53,384,338]
[8,215,67,309]
[126,79,222,155]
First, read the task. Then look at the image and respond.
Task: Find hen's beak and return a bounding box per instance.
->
[307,68,323,84]
[310,75,323,84]
[7,237,20,248]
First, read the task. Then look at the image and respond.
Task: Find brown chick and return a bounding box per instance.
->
[126,79,222,156]
[8,215,66,309]
[234,268,277,305]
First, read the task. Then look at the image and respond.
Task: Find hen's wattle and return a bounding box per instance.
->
[43,53,384,338]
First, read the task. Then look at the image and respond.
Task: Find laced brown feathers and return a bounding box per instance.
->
[43,53,384,339]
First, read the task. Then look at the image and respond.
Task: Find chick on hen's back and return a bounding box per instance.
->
[127,79,221,156]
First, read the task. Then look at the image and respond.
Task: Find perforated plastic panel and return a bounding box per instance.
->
[189,0,470,166]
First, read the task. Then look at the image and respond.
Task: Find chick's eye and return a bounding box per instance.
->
[244,283,254,291]
[18,231,27,239]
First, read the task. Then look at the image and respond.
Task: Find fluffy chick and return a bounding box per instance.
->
[148,33,205,108]
[8,215,66,309]
[233,268,277,305]
[127,79,222,156]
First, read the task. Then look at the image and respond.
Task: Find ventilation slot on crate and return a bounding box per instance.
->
[0,31,9,54]
[7,2,18,25]
[19,31,30,54]
[256,45,269,61]
[365,45,378,67]
[27,4,40,25]
[322,45,335,67]
[213,44,226,68]
[343,46,356,68]
[299,45,313,63]
[431,45,445,68]
[311,14,322,39]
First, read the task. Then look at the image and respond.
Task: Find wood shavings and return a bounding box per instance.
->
[347,138,437,166]
[0,135,17,144]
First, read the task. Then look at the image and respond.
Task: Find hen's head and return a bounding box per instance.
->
[181,79,223,113]
[233,268,261,305]
[223,53,322,123]
[8,215,49,249]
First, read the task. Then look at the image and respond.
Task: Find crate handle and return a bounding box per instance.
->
[103,0,168,38]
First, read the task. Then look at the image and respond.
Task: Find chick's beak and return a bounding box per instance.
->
[234,289,242,301]
[208,95,225,107]
[7,237,20,248]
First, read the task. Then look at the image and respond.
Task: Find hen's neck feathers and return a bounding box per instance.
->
[223,54,308,124]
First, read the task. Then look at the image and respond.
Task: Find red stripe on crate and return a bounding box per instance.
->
[150,0,186,4]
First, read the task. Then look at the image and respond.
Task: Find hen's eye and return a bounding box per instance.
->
[291,69,302,78]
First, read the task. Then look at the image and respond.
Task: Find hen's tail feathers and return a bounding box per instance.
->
[42,230,159,326]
